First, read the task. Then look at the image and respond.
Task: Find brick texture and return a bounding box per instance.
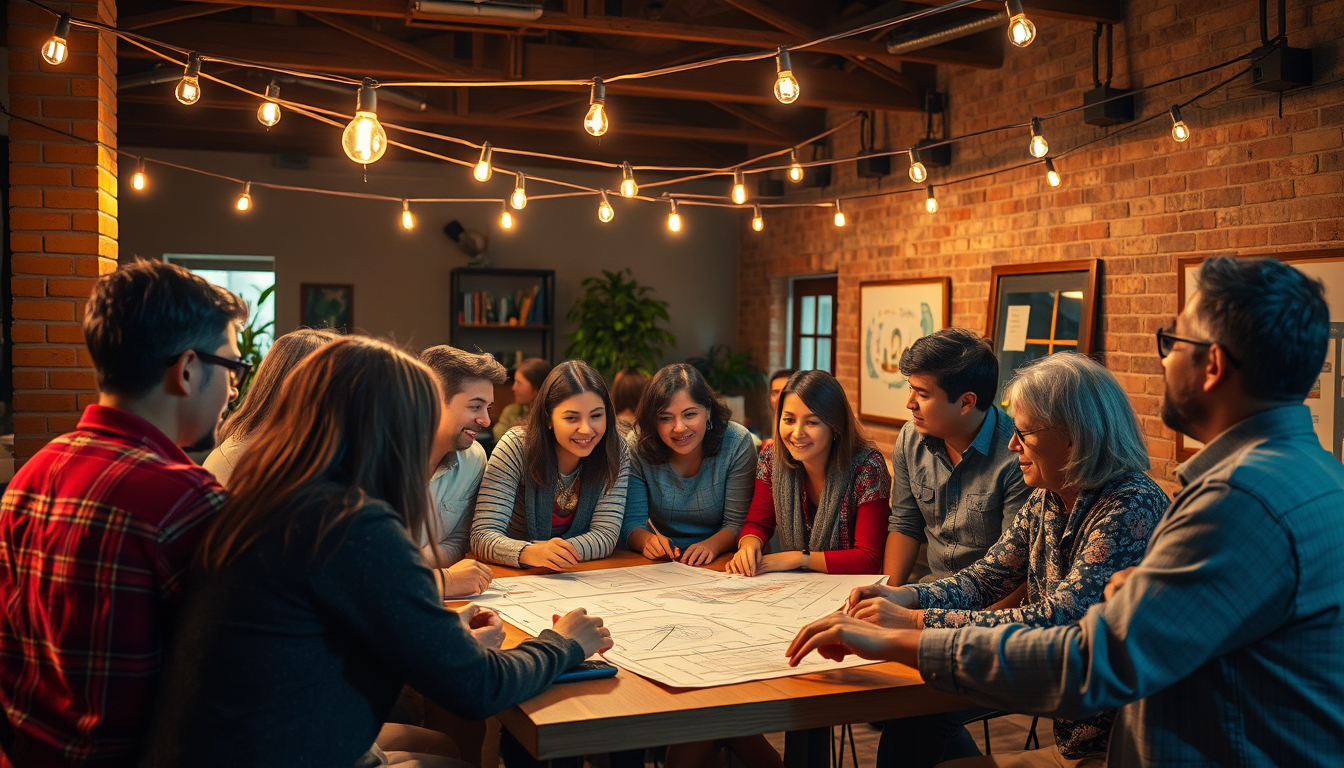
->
[737,0,1344,489]
[8,0,117,461]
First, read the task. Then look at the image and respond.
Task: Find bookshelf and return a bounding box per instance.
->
[449,267,557,364]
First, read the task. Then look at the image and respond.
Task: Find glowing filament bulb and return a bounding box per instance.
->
[257,81,281,127]
[341,79,387,165]
[175,52,203,105]
[925,185,939,214]
[752,205,764,232]
[236,182,252,212]
[731,169,747,205]
[667,199,681,233]
[788,149,804,183]
[499,203,514,230]
[1006,0,1036,47]
[833,199,846,227]
[597,191,614,223]
[906,147,927,183]
[42,14,70,66]
[510,173,528,209]
[1170,105,1190,142]
[131,159,147,192]
[773,46,800,104]
[584,78,608,137]
[1045,158,1061,188]
[620,162,638,198]
[1028,117,1049,158]
[400,200,415,230]
[473,143,493,182]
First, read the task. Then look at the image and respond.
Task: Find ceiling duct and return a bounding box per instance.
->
[412,0,545,21]
[885,11,1005,55]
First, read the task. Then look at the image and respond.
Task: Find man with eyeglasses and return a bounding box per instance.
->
[0,259,248,768]
[787,256,1344,766]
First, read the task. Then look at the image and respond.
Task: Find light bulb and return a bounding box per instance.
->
[908,147,927,183]
[788,150,804,183]
[584,78,608,137]
[752,205,764,232]
[925,185,939,214]
[175,52,203,105]
[1170,105,1190,142]
[131,160,147,192]
[499,204,515,230]
[833,200,846,227]
[400,200,415,230]
[773,46,799,104]
[620,161,638,198]
[667,200,681,233]
[341,79,387,165]
[1045,158,1061,188]
[731,169,747,205]
[597,191,614,223]
[42,14,70,66]
[510,173,528,209]
[236,182,252,212]
[257,81,281,127]
[473,142,493,182]
[1006,0,1036,47]
[1028,117,1048,158]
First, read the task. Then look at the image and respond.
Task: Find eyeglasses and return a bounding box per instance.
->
[1013,425,1050,443]
[167,350,253,388]
[1156,326,1242,367]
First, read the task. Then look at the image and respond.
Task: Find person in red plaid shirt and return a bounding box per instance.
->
[0,259,248,768]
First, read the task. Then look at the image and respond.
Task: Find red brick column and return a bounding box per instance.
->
[8,0,117,460]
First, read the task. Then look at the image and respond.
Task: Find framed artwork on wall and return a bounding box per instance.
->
[300,283,354,332]
[1176,249,1344,461]
[985,260,1101,410]
[858,277,951,425]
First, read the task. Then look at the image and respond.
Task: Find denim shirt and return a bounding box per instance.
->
[888,407,1031,579]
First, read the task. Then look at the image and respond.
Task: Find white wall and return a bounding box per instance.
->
[118,148,740,364]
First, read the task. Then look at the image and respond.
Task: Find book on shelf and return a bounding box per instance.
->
[459,285,544,326]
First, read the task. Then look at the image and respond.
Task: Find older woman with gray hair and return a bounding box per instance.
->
[851,352,1170,768]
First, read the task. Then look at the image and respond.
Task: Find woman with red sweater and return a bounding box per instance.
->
[730,370,891,577]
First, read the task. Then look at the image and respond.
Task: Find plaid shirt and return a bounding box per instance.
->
[0,405,224,768]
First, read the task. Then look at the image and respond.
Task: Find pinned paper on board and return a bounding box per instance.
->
[1002,305,1031,352]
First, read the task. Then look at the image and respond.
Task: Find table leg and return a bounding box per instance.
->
[783,727,830,768]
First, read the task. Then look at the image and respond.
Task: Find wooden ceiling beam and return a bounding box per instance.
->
[492,93,585,120]
[121,3,243,31]
[707,102,807,144]
[895,0,1125,24]
[304,12,477,78]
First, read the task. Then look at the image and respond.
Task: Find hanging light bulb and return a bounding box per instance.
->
[666,199,681,233]
[341,79,388,165]
[1005,0,1036,48]
[41,13,71,66]
[510,172,528,209]
[1169,104,1191,142]
[620,162,639,198]
[175,52,203,105]
[499,202,515,230]
[584,77,609,137]
[788,149,804,183]
[257,80,282,127]
[473,143,493,182]
[833,199,846,227]
[131,158,147,192]
[925,185,939,214]
[1028,117,1049,158]
[235,182,252,212]
[908,147,928,183]
[597,190,614,223]
[751,205,764,232]
[731,169,748,205]
[773,46,800,104]
[1044,158,1061,188]
[400,200,415,230]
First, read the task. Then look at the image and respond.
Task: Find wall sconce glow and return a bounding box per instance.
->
[620,162,639,198]
[175,52,203,105]
[774,46,800,104]
[925,185,939,214]
[473,142,494,182]
[1028,117,1049,158]
[908,147,927,183]
[584,77,608,137]
[341,79,387,165]
[42,13,71,66]
[833,199,846,227]
[788,149,804,183]
[236,182,252,212]
[666,199,681,232]
[510,173,528,209]
[731,169,748,205]
[1170,104,1191,142]
[257,80,282,127]
[400,200,415,230]
[597,190,614,223]
[751,205,764,232]
[1005,0,1036,48]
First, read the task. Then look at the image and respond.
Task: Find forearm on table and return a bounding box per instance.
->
[883,531,922,583]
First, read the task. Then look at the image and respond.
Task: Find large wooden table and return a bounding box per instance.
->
[474,551,971,766]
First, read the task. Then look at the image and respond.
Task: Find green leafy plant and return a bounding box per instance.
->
[565,269,675,377]
[687,344,762,395]
[235,284,275,404]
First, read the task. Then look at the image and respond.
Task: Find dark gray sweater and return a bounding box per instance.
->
[141,493,582,768]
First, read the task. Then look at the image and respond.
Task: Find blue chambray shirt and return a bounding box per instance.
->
[888,406,1032,579]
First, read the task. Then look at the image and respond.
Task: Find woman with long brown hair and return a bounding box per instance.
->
[141,337,612,767]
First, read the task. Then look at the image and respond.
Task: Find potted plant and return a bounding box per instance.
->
[687,344,762,424]
[565,269,675,378]
[234,284,275,405]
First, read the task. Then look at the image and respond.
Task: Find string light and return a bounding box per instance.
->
[1028,117,1049,158]
[925,185,939,213]
[510,172,528,209]
[131,158,147,192]
[1005,0,1036,48]
[773,46,800,104]
[620,162,639,198]
[1169,104,1191,142]
[400,199,415,230]
[584,78,609,137]
[752,205,764,232]
[908,147,927,183]
[666,199,681,232]
[257,80,281,127]
[597,190,614,223]
[41,13,70,66]
[788,150,804,183]
[341,79,387,165]
[731,169,747,205]
[833,199,846,227]
[175,52,203,105]
[499,202,515,230]
[1044,158,1061,187]
[473,142,493,182]
[236,182,252,212]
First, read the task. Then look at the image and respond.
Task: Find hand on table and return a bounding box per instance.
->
[1104,566,1137,601]
[443,558,493,597]
[845,582,918,612]
[552,608,614,657]
[636,529,681,562]
[678,539,720,567]
[785,613,921,668]
[726,538,764,576]
[520,538,580,571]
[455,604,506,649]
[852,600,923,629]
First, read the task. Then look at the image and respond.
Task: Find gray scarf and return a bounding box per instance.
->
[507,466,605,542]
[773,446,862,553]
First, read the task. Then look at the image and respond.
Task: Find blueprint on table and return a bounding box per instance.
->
[471,562,886,688]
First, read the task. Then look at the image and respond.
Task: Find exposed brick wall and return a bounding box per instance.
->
[7,0,118,460]
[737,0,1344,488]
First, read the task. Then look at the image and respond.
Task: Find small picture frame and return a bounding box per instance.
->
[858,278,951,425]
[300,283,354,332]
[985,260,1101,409]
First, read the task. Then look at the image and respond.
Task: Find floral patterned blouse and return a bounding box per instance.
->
[910,471,1169,758]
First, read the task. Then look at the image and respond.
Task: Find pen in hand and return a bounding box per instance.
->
[647,519,681,561]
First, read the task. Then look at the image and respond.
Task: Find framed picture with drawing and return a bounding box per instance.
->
[985,260,1101,410]
[858,278,951,425]
[300,283,354,333]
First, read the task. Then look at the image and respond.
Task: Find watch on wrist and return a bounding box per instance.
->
[800,547,811,571]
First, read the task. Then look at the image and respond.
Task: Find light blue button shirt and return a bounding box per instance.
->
[426,441,487,564]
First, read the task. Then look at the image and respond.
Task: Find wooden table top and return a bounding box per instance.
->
[472,551,970,760]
